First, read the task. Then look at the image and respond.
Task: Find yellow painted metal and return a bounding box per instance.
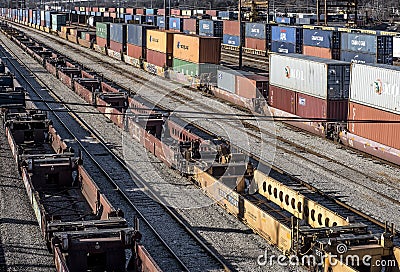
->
[254,170,349,228]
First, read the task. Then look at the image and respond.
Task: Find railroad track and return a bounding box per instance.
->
[6,20,400,257]
[0,36,229,272]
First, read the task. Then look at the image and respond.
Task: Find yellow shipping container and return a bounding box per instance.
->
[146,29,174,54]
[79,7,85,12]
[99,7,106,12]
[173,34,221,64]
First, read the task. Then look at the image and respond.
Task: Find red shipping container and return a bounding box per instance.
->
[269,85,296,114]
[236,74,268,99]
[245,37,267,51]
[146,49,172,68]
[157,9,165,15]
[206,10,218,16]
[86,7,90,12]
[92,7,99,12]
[108,8,116,12]
[296,93,348,121]
[171,9,181,16]
[126,8,135,14]
[183,18,197,33]
[303,45,332,59]
[223,20,241,36]
[127,44,144,59]
[136,9,144,15]
[348,102,400,150]
[40,20,45,27]
[96,36,107,47]
[110,12,117,18]
[29,10,33,21]
[109,40,124,53]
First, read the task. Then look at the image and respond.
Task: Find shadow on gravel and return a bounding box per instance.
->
[0,218,38,226]
[193,226,254,234]
[0,237,7,272]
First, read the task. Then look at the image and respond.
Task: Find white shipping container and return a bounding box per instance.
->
[269,53,349,99]
[350,63,400,114]
[393,36,400,58]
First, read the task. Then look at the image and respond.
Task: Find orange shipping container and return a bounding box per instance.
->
[146,29,174,54]
[348,102,400,150]
[303,45,332,59]
[236,74,268,99]
[173,34,221,64]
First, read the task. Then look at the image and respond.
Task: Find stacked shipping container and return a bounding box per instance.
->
[183,18,198,35]
[126,24,157,59]
[348,63,400,149]
[222,21,242,47]
[199,19,223,37]
[146,29,174,68]
[271,25,303,54]
[340,32,393,64]
[269,54,350,122]
[245,22,268,51]
[96,22,110,48]
[302,28,340,59]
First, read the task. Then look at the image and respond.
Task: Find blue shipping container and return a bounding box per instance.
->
[146,15,156,24]
[199,19,223,37]
[110,23,126,43]
[145,8,156,15]
[341,33,376,54]
[218,11,236,20]
[245,23,266,39]
[222,34,240,46]
[275,17,294,24]
[127,24,156,46]
[134,15,145,24]
[124,14,133,23]
[270,41,296,54]
[169,17,183,31]
[340,51,376,64]
[303,29,333,48]
[157,16,166,28]
[271,26,297,43]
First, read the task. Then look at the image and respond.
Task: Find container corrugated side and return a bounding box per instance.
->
[270,41,296,54]
[341,33,376,54]
[183,18,198,33]
[127,44,144,59]
[223,35,240,46]
[172,58,218,77]
[268,85,296,114]
[236,74,268,99]
[96,22,109,39]
[303,29,332,48]
[349,63,400,114]
[110,23,126,43]
[340,51,376,64]
[127,24,157,46]
[173,34,221,64]
[271,26,296,43]
[348,101,400,149]
[394,37,400,58]
[146,29,174,54]
[223,20,241,36]
[169,17,183,31]
[269,54,350,99]
[245,22,266,39]
[217,70,236,93]
[245,38,267,51]
[146,49,172,67]
[303,46,332,59]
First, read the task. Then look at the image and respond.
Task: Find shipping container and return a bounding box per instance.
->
[172,58,218,77]
[169,17,184,32]
[133,15,145,24]
[245,37,267,51]
[171,9,181,16]
[109,40,124,53]
[296,92,348,120]
[236,74,268,99]
[271,26,302,45]
[223,34,240,46]
[127,43,144,59]
[199,19,223,37]
[218,11,237,20]
[51,14,66,32]
[348,101,400,149]
[303,45,334,59]
[96,36,108,48]
[275,17,295,24]
[110,23,127,45]
[145,15,156,24]
[303,29,333,48]
[269,53,350,99]
[295,18,316,25]
[223,20,242,36]
[245,23,266,39]
[340,50,377,64]
[124,14,133,23]
[127,24,157,47]
[268,85,296,114]
[206,10,218,17]
[270,41,296,54]
[173,34,221,64]
[182,10,192,17]
[96,22,110,40]
[217,69,238,93]
[341,32,376,54]
[157,16,167,29]
[183,18,198,34]
[350,63,400,114]
[394,37,400,58]
[145,8,157,15]
[146,29,174,54]
[136,8,144,15]
[147,49,172,68]
[157,9,165,15]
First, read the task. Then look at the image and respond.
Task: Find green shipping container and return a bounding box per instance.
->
[96,22,110,39]
[51,14,66,32]
[81,31,87,39]
[172,58,218,78]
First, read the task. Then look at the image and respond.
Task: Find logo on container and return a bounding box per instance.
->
[311,31,323,45]
[280,32,287,41]
[176,41,189,50]
[251,26,260,34]
[285,66,291,78]
[351,36,366,50]
[203,23,210,30]
[373,79,383,95]
[149,36,159,43]
[172,21,177,28]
